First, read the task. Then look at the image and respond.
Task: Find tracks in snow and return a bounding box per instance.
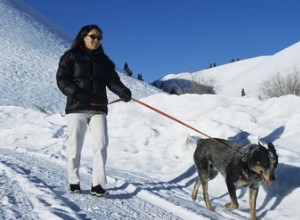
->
[0,148,199,220]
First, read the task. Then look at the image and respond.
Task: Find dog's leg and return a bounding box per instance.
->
[202,179,214,210]
[249,186,259,220]
[191,174,213,210]
[191,177,201,201]
[225,181,239,210]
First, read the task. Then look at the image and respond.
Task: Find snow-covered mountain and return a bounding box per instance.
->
[0,0,300,219]
[157,41,300,98]
[0,0,160,114]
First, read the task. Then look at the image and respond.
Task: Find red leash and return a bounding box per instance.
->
[131,98,212,139]
[131,97,243,156]
[92,97,206,138]
[108,98,123,105]
[90,98,122,106]
[95,97,241,156]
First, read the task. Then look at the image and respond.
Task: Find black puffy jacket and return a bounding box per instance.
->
[56,48,131,114]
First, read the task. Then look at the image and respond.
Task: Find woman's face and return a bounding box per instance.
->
[83,29,102,50]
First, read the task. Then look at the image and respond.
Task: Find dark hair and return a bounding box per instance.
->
[71,24,103,50]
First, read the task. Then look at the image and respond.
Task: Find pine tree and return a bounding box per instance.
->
[137,74,144,81]
[241,88,246,97]
[123,62,133,77]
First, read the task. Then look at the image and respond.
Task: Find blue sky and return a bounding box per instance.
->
[25,0,300,82]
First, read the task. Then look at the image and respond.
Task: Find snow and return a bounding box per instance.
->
[0,0,300,219]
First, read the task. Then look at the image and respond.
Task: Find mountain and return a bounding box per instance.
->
[1,0,300,219]
[0,0,160,114]
[156,41,300,98]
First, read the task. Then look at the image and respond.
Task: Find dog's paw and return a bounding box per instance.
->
[191,193,197,201]
[208,206,214,211]
[205,201,214,211]
[225,202,238,210]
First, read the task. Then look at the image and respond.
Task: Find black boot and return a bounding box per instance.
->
[90,184,109,197]
[69,184,81,194]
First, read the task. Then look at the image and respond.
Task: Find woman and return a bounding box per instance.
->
[56,24,131,197]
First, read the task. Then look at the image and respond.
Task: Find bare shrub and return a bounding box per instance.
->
[261,71,300,98]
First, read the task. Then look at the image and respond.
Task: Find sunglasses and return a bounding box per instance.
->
[87,34,103,40]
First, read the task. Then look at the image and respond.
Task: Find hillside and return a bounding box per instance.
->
[157,41,300,98]
[0,0,160,114]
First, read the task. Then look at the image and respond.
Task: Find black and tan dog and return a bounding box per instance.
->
[191,138,278,220]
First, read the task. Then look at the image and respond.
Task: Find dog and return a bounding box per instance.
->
[191,138,278,220]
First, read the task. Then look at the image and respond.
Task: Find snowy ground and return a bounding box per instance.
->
[1,0,300,219]
[1,94,300,220]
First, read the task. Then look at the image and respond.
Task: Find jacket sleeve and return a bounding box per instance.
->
[106,62,132,100]
[56,52,77,97]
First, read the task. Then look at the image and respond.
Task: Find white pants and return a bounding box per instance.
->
[66,113,108,187]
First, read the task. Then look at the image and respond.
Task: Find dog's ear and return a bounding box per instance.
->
[267,142,275,152]
[268,142,279,164]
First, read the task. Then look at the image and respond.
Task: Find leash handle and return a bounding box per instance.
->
[90,98,122,107]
